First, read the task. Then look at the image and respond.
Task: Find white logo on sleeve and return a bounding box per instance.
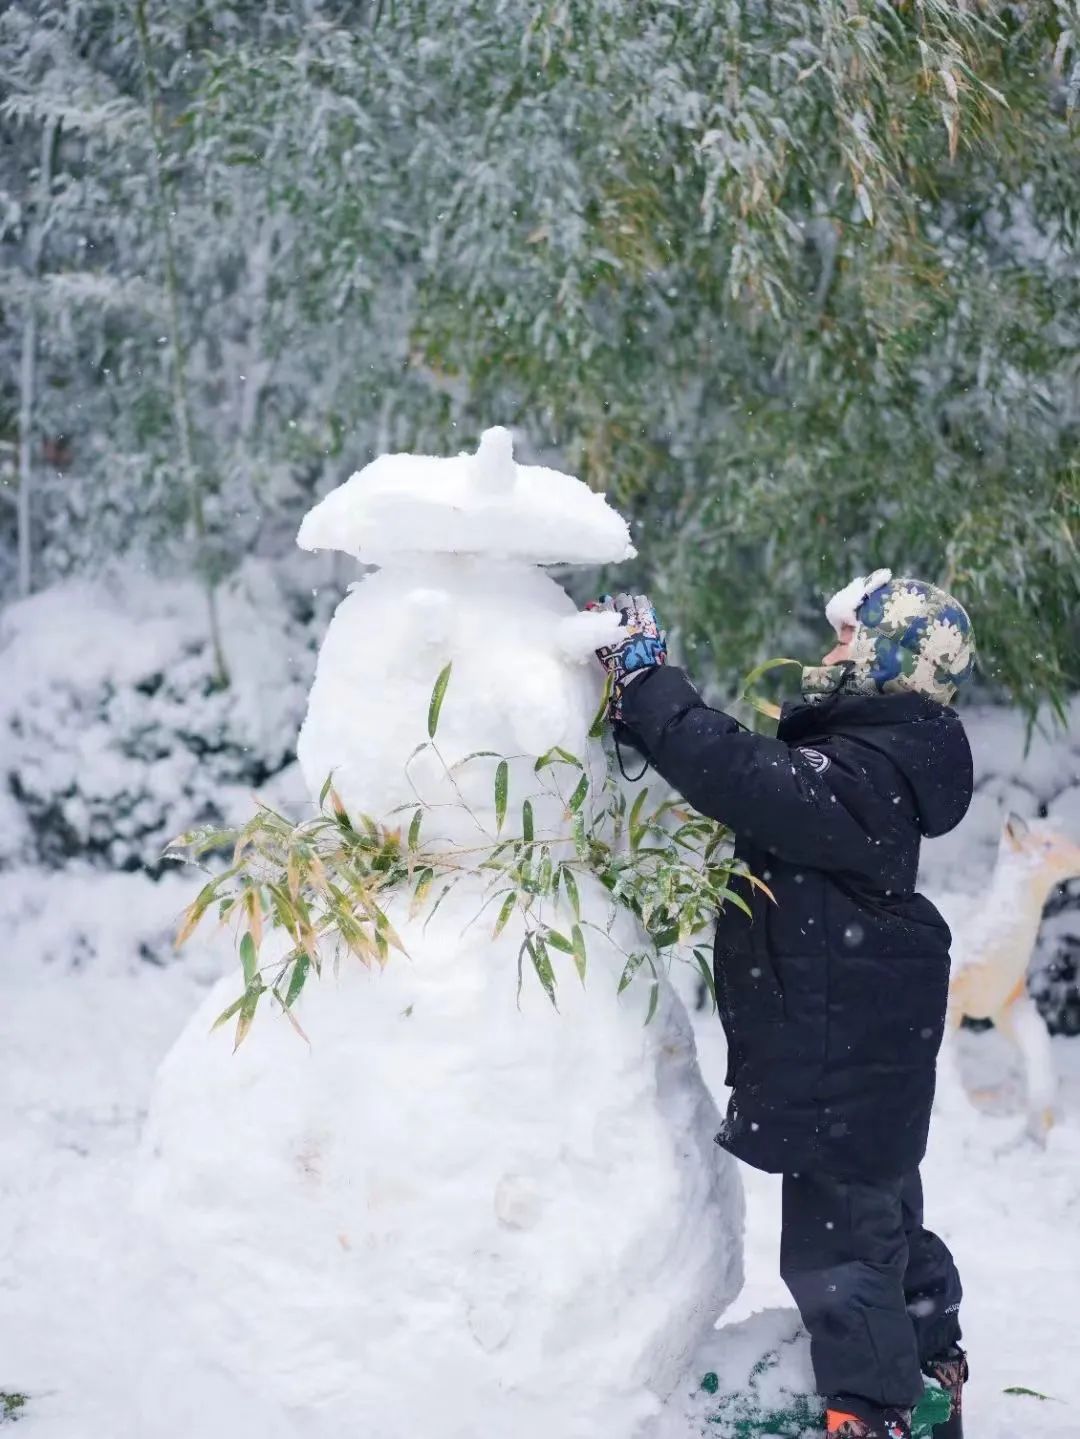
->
[797,747,831,774]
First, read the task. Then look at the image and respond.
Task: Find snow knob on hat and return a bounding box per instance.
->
[296,425,635,568]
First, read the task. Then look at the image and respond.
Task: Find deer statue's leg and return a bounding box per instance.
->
[996,990,1056,1140]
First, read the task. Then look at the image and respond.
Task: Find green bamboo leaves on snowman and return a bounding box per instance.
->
[169,660,760,1049]
[427,661,453,738]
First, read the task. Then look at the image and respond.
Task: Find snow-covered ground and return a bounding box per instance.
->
[3,875,1079,1437]
[2,699,1078,1437]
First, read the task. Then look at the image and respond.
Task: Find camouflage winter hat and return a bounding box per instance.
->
[801,569,975,706]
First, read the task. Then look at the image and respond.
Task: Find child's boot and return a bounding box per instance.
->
[825,1398,911,1439]
[922,1346,967,1439]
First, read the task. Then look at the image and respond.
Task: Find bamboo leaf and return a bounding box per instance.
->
[408,808,423,850]
[285,951,311,1008]
[745,872,777,904]
[494,760,509,833]
[521,798,534,842]
[527,933,558,1008]
[693,948,718,1012]
[245,886,263,951]
[493,890,517,939]
[617,951,647,994]
[272,987,311,1045]
[588,672,613,737]
[516,937,527,1007]
[628,785,649,853]
[644,980,660,1026]
[567,773,589,814]
[739,656,802,721]
[535,746,584,772]
[552,745,584,767]
[231,815,262,865]
[716,885,754,919]
[210,994,244,1033]
[318,771,336,809]
[373,905,407,956]
[175,879,219,948]
[450,749,502,771]
[423,879,459,933]
[571,923,587,985]
[544,928,573,953]
[176,826,234,858]
[240,930,258,987]
[411,866,435,916]
[428,662,453,738]
[234,985,262,1051]
[562,867,581,919]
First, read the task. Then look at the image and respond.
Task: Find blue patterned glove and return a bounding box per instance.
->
[589,593,668,720]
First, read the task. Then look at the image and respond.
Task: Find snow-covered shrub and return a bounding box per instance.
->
[0,562,320,872]
[1030,885,1080,1037]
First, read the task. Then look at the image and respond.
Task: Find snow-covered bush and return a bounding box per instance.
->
[0,561,319,872]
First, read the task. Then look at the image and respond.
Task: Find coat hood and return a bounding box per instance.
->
[779,690,973,838]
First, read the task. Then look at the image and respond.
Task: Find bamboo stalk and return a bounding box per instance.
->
[16,117,58,598]
[132,0,229,686]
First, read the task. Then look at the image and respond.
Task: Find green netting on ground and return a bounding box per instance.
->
[696,1349,951,1437]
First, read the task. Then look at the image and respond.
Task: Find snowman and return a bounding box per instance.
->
[136,428,743,1439]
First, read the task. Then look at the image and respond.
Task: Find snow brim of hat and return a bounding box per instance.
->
[824,568,893,636]
[297,425,635,567]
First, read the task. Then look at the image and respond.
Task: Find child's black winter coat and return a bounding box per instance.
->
[619,667,973,1181]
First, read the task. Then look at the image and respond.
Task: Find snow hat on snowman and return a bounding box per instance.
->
[801,568,976,705]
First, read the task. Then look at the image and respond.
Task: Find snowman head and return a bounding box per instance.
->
[296,426,635,568]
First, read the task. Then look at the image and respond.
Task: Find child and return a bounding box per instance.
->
[591,572,975,1439]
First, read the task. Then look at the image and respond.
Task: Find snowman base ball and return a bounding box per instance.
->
[136,429,745,1438]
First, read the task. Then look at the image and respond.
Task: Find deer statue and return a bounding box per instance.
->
[947,814,1080,1139]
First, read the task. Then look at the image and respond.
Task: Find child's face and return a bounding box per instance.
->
[821,622,855,666]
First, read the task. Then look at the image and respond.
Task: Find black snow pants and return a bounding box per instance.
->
[779,1170,962,1411]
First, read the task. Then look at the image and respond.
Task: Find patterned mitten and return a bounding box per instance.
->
[588,593,668,720]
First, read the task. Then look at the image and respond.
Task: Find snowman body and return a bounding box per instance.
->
[137,430,744,1438]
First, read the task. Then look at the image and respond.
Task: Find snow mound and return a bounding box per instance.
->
[136,884,743,1439]
[296,425,635,565]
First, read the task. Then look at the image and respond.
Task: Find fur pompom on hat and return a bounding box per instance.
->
[824,568,893,636]
[803,573,975,706]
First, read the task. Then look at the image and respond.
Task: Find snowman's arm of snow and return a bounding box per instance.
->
[556,609,625,663]
[403,587,453,649]
[619,666,903,879]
